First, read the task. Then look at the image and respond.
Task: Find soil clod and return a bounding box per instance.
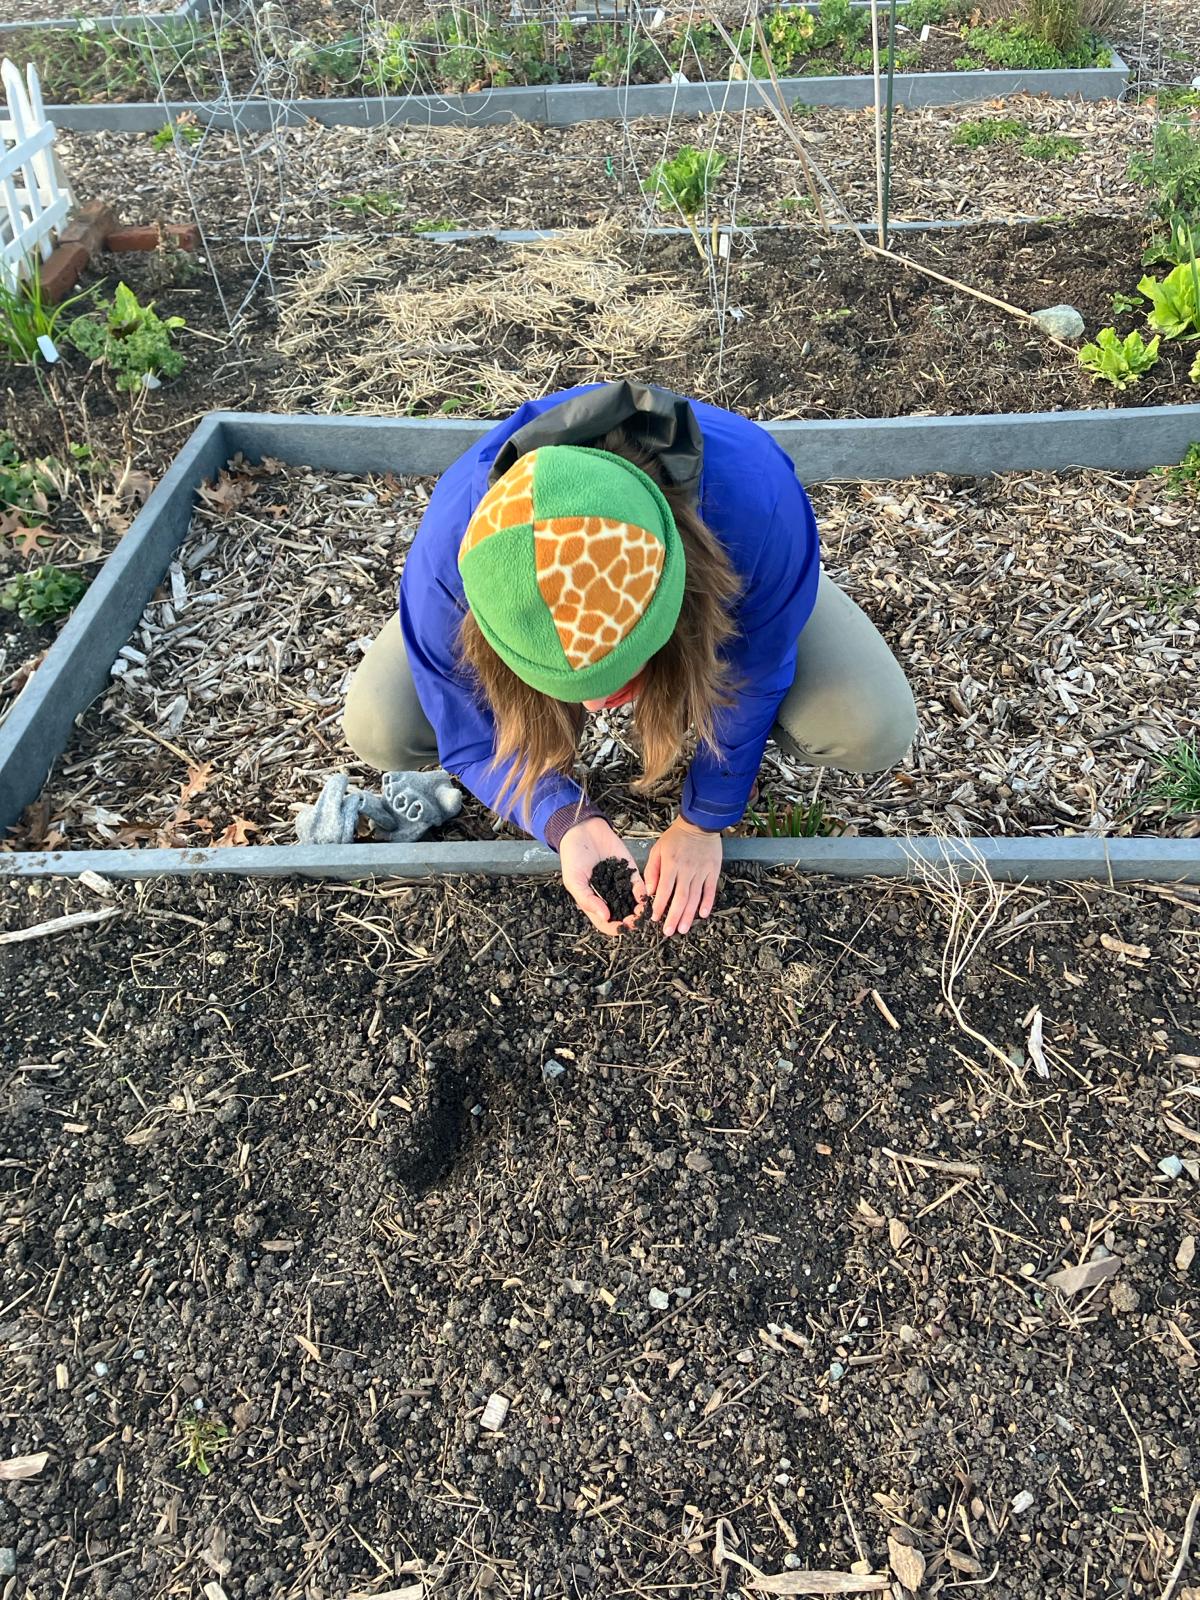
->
[589,855,640,921]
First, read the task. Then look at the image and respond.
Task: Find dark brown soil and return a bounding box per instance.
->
[275,217,1200,421]
[1,871,1197,1599]
[1,245,279,474]
[590,853,640,919]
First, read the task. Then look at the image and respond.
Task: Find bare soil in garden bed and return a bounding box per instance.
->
[3,2,1109,106]
[1,0,183,19]
[1,870,1198,1598]
[57,98,1157,243]
[272,217,1198,419]
[8,457,1197,855]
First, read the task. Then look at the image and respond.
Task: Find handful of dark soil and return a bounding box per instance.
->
[589,855,641,922]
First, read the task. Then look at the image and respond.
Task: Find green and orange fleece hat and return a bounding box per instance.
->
[457,445,685,703]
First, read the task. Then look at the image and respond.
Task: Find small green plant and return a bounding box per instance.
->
[0,564,87,625]
[746,796,844,838]
[411,216,458,233]
[1111,289,1141,312]
[293,32,365,85]
[760,6,817,70]
[67,282,186,392]
[0,434,56,520]
[152,118,201,151]
[957,20,1107,69]
[1078,326,1161,387]
[1021,132,1078,159]
[334,191,403,217]
[1138,259,1200,340]
[1129,119,1200,224]
[587,22,656,85]
[1154,440,1200,497]
[899,0,953,27]
[645,145,729,260]
[953,116,1025,147]
[1143,215,1200,268]
[812,0,869,50]
[1147,737,1200,815]
[1025,0,1084,54]
[363,23,430,94]
[1156,87,1200,112]
[0,262,90,365]
[177,1409,229,1477]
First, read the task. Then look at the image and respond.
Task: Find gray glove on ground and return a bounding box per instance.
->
[296,771,462,846]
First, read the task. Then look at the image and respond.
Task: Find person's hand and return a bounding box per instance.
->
[645,816,722,937]
[560,816,646,937]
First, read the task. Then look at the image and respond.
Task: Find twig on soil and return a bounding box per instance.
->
[881,1147,982,1179]
[1159,1494,1200,1600]
[0,907,119,946]
[1111,1386,1153,1521]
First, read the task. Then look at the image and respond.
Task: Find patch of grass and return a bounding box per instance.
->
[411,216,459,233]
[1154,440,1200,497]
[953,116,1026,147]
[745,796,844,837]
[1021,132,1079,159]
[1147,737,1200,814]
[177,1410,229,1476]
[334,191,404,218]
[1,564,87,626]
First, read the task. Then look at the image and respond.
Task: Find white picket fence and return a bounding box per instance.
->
[0,59,74,294]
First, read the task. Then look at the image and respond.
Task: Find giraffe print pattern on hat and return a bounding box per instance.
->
[459,452,537,561]
[535,517,664,668]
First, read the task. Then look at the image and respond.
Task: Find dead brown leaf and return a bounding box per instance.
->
[216,817,259,848]
[1045,1254,1121,1296]
[887,1534,926,1592]
[178,761,214,806]
[0,1451,49,1480]
[1100,933,1151,960]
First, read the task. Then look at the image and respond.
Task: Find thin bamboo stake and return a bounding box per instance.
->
[860,240,1078,352]
[870,0,885,247]
[882,0,900,244]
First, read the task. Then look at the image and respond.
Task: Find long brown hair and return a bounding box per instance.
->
[458,426,742,822]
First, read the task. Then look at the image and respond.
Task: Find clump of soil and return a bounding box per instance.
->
[589,853,640,920]
[1,870,1197,1599]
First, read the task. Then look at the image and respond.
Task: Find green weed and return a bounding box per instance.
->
[1154,440,1200,497]
[745,795,844,838]
[177,1410,229,1477]
[0,434,56,520]
[645,145,728,259]
[953,116,1025,147]
[1021,132,1078,159]
[152,118,201,150]
[1147,737,1200,815]
[1,564,87,625]
[0,262,92,365]
[334,191,404,217]
[1129,118,1200,223]
[956,21,1108,69]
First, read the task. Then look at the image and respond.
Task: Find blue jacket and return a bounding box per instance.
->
[399,388,821,846]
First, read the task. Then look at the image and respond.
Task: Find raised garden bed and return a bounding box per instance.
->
[0,0,206,37]
[268,219,1200,420]
[2,868,1198,1595]
[5,0,1126,129]
[2,409,1199,883]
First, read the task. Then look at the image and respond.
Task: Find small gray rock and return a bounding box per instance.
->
[1031,303,1085,342]
[828,1360,846,1381]
[1159,1155,1185,1179]
[648,1288,670,1311]
[0,1550,16,1578]
[542,1059,567,1083]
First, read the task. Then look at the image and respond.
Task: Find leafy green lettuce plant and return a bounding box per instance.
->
[1077,327,1160,387]
[67,282,185,392]
[1138,260,1200,340]
[645,146,729,260]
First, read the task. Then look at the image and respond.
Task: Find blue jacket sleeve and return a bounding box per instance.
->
[680,470,820,831]
[398,571,586,848]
